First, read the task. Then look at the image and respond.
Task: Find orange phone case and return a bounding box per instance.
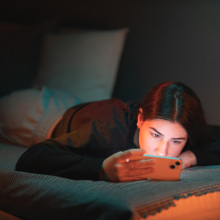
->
[132,154,182,181]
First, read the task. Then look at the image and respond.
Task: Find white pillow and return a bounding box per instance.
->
[0,87,81,147]
[33,28,128,102]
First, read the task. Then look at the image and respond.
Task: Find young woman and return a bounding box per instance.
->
[15,82,220,182]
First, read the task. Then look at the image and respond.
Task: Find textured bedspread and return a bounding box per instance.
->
[1,143,220,220]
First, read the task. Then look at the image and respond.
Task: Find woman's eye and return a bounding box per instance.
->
[152,133,160,138]
[172,140,181,144]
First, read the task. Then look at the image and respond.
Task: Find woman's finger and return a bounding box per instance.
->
[117,167,154,182]
[122,158,155,169]
[115,149,145,163]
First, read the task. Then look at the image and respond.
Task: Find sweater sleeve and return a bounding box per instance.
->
[191,138,220,166]
[15,99,135,180]
[15,133,104,180]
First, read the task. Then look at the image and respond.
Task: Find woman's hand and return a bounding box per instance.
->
[179,150,197,169]
[100,149,155,182]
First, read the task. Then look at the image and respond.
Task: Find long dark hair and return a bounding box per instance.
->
[140,82,210,149]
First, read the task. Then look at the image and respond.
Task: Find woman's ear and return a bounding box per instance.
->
[137,108,144,129]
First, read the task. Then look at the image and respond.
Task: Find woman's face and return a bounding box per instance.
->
[137,114,188,158]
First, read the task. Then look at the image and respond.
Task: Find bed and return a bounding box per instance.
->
[1,142,220,220]
[1,21,220,220]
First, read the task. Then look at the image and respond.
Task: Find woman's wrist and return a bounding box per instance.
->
[179,150,197,169]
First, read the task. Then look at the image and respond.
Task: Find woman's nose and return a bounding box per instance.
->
[155,140,168,157]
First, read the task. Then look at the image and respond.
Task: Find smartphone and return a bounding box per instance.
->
[132,154,182,181]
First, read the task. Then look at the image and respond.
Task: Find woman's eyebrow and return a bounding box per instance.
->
[149,127,164,136]
[172,137,186,140]
[150,127,187,140]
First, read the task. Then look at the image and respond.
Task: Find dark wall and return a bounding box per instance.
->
[1,0,220,125]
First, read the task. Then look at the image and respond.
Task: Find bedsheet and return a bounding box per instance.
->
[1,143,220,220]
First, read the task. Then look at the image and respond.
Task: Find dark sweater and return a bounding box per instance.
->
[15,99,220,180]
[15,99,139,180]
